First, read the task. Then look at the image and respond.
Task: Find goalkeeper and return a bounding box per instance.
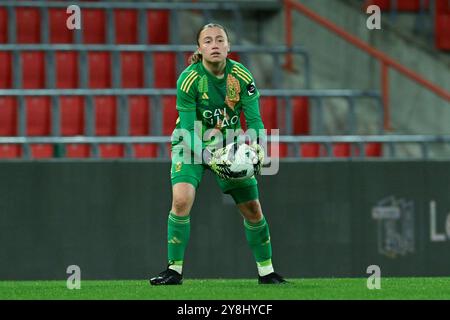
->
[150,23,286,285]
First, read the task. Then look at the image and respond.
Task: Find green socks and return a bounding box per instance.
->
[167,211,190,274]
[167,212,274,277]
[244,216,274,276]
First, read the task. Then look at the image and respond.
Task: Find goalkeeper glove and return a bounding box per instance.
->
[207,145,234,180]
[250,142,265,176]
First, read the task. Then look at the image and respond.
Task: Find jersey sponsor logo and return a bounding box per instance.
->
[201,92,209,100]
[247,82,256,96]
[225,74,240,110]
[203,108,239,128]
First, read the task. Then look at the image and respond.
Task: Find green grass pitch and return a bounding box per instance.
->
[1,278,450,300]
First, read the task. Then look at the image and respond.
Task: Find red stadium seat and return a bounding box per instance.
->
[22,52,46,89]
[436,0,450,13]
[259,97,278,131]
[129,96,159,157]
[31,144,54,159]
[365,0,429,11]
[0,97,19,158]
[88,52,111,88]
[162,96,177,135]
[16,8,40,43]
[121,52,144,88]
[365,142,382,157]
[162,96,178,156]
[436,14,450,50]
[83,9,106,44]
[0,97,17,135]
[148,10,169,44]
[26,97,51,136]
[61,96,84,136]
[0,145,21,158]
[56,52,78,88]
[154,53,177,88]
[115,9,137,44]
[66,145,90,158]
[49,8,74,43]
[133,144,158,158]
[0,8,7,43]
[267,142,288,158]
[259,97,288,157]
[240,112,247,131]
[95,96,116,136]
[0,52,12,88]
[301,143,320,158]
[228,52,240,62]
[99,144,124,158]
[333,143,351,158]
[292,97,310,135]
[129,96,150,135]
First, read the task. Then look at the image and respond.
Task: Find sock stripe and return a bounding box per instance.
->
[169,213,190,224]
[244,218,266,230]
[169,260,183,266]
[257,259,272,267]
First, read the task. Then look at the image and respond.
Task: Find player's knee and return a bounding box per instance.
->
[171,183,195,216]
[240,200,263,223]
[171,196,192,216]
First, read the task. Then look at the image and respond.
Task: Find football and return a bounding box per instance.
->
[217,143,258,180]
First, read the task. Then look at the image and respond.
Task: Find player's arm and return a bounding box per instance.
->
[175,71,204,163]
[235,65,267,173]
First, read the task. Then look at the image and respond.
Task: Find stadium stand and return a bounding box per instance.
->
[363,0,450,51]
[0,0,448,161]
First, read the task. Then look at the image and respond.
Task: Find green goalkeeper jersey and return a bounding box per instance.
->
[172,59,265,152]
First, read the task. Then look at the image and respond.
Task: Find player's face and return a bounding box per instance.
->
[198,27,229,63]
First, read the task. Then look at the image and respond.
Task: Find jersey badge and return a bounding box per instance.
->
[225,74,240,110]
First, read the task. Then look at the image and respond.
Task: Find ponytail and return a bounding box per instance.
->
[189,49,202,65]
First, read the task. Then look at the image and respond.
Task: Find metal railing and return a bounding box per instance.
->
[0,0,281,47]
[0,44,311,90]
[0,0,392,160]
[284,0,450,131]
[0,88,384,147]
[1,134,449,160]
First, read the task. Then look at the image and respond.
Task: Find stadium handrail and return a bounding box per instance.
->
[0,44,306,53]
[0,1,281,10]
[1,134,448,160]
[0,0,280,46]
[0,44,311,89]
[283,0,450,131]
[0,88,383,137]
[0,88,379,97]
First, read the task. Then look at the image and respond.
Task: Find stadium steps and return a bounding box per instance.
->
[364,0,450,51]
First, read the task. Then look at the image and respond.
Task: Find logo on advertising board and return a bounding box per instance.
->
[372,196,415,258]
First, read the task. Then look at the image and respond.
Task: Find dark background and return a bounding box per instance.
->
[1,161,449,280]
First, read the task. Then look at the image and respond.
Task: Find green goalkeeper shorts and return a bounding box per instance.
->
[170,145,259,204]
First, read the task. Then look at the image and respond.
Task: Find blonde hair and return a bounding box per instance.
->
[189,23,230,65]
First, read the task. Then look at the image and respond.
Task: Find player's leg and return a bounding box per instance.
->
[167,182,196,274]
[217,176,287,284]
[150,146,204,286]
[150,181,196,286]
[236,196,286,284]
